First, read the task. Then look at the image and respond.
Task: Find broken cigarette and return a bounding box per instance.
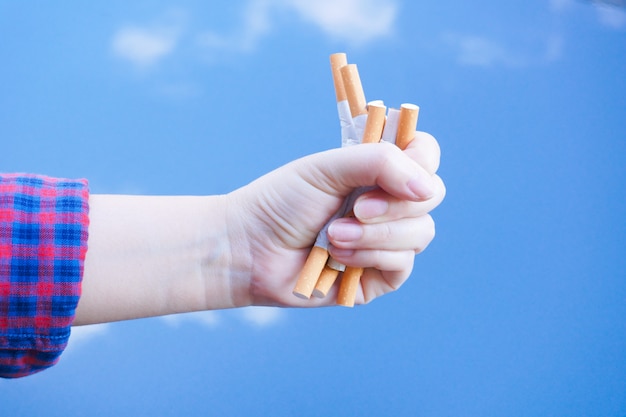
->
[336,266,363,307]
[340,64,367,118]
[395,103,420,150]
[337,103,419,307]
[335,101,387,307]
[293,246,330,299]
[326,65,375,274]
[292,54,353,300]
[292,53,422,308]
[322,59,371,275]
[312,265,341,298]
[330,53,348,102]
[362,102,386,144]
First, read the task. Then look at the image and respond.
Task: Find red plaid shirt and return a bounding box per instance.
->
[0,173,89,378]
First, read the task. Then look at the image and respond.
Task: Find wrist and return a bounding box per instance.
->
[201,193,254,310]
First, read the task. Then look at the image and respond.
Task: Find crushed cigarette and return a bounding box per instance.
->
[312,266,341,298]
[292,53,420,307]
[395,104,420,150]
[293,246,329,299]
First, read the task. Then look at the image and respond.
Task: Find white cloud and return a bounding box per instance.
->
[239,306,284,327]
[550,0,626,29]
[443,32,565,68]
[284,0,397,44]
[444,34,517,67]
[65,323,111,354]
[160,307,284,329]
[112,27,179,68]
[594,3,626,28]
[197,0,273,55]
[197,0,397,55]
[443,33,529,68]
[161,311,221,328]
[112,1,397,71]
[111,10,187,69]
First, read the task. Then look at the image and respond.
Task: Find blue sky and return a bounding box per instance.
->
[1,1,625,416]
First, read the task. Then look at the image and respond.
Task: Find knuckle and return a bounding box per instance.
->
[415,215,436,253]
[426,215,436,240]
[381,222,394,241]
[435,175,447,200]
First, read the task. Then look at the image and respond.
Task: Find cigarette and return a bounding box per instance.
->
[362,101,387,144]
[292,54,353,300]
[334,101,387,307]
[292,53,422,307]
[292,246,330,299]
[395,103,420,150]
[330,53,348,102]
[336,266,363,307]
[322,60,371,277]
[312,265,341,298]
[340,64,367,118]
[335,104,418,307]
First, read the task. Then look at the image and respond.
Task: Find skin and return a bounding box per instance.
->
[73,132,445,325]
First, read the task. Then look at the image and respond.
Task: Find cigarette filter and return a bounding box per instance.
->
[312,266,341,298]
[330,53,348,103]
[395,103,420,150]
[292,53,422,308]
[336,266,363,307]
[340,64,367,118]
[334,102,387,307]
[292,246,329,299]
[362,102,387,144]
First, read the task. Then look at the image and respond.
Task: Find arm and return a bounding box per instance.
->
[74,132,445,325]
[74,194,235,325]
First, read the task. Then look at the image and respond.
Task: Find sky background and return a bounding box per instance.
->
[1,1,625,416]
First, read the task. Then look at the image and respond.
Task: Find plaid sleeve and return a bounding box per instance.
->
[0,173,89,378]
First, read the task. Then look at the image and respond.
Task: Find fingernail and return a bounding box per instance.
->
[407,174,435,200]
[354,197,389,220]
[328,219,363,242]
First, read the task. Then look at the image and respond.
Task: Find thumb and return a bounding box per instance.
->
[297,142,436,202]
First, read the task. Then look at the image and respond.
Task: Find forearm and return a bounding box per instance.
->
[74,194,244,325]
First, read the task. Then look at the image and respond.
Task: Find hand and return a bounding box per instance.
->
[226,131,445,307]
[75,131,444,324]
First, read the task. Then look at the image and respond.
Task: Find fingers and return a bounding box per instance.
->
[328,214,435,253]
[353,174,446,224]
[329,246,422,271]
[404,131,441,176]
[287,132,443,306]
[360,267,413,304]
[301,142,436,202]
[321,255,415,305]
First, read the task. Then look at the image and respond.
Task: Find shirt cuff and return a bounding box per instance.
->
[0,173,89,378]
